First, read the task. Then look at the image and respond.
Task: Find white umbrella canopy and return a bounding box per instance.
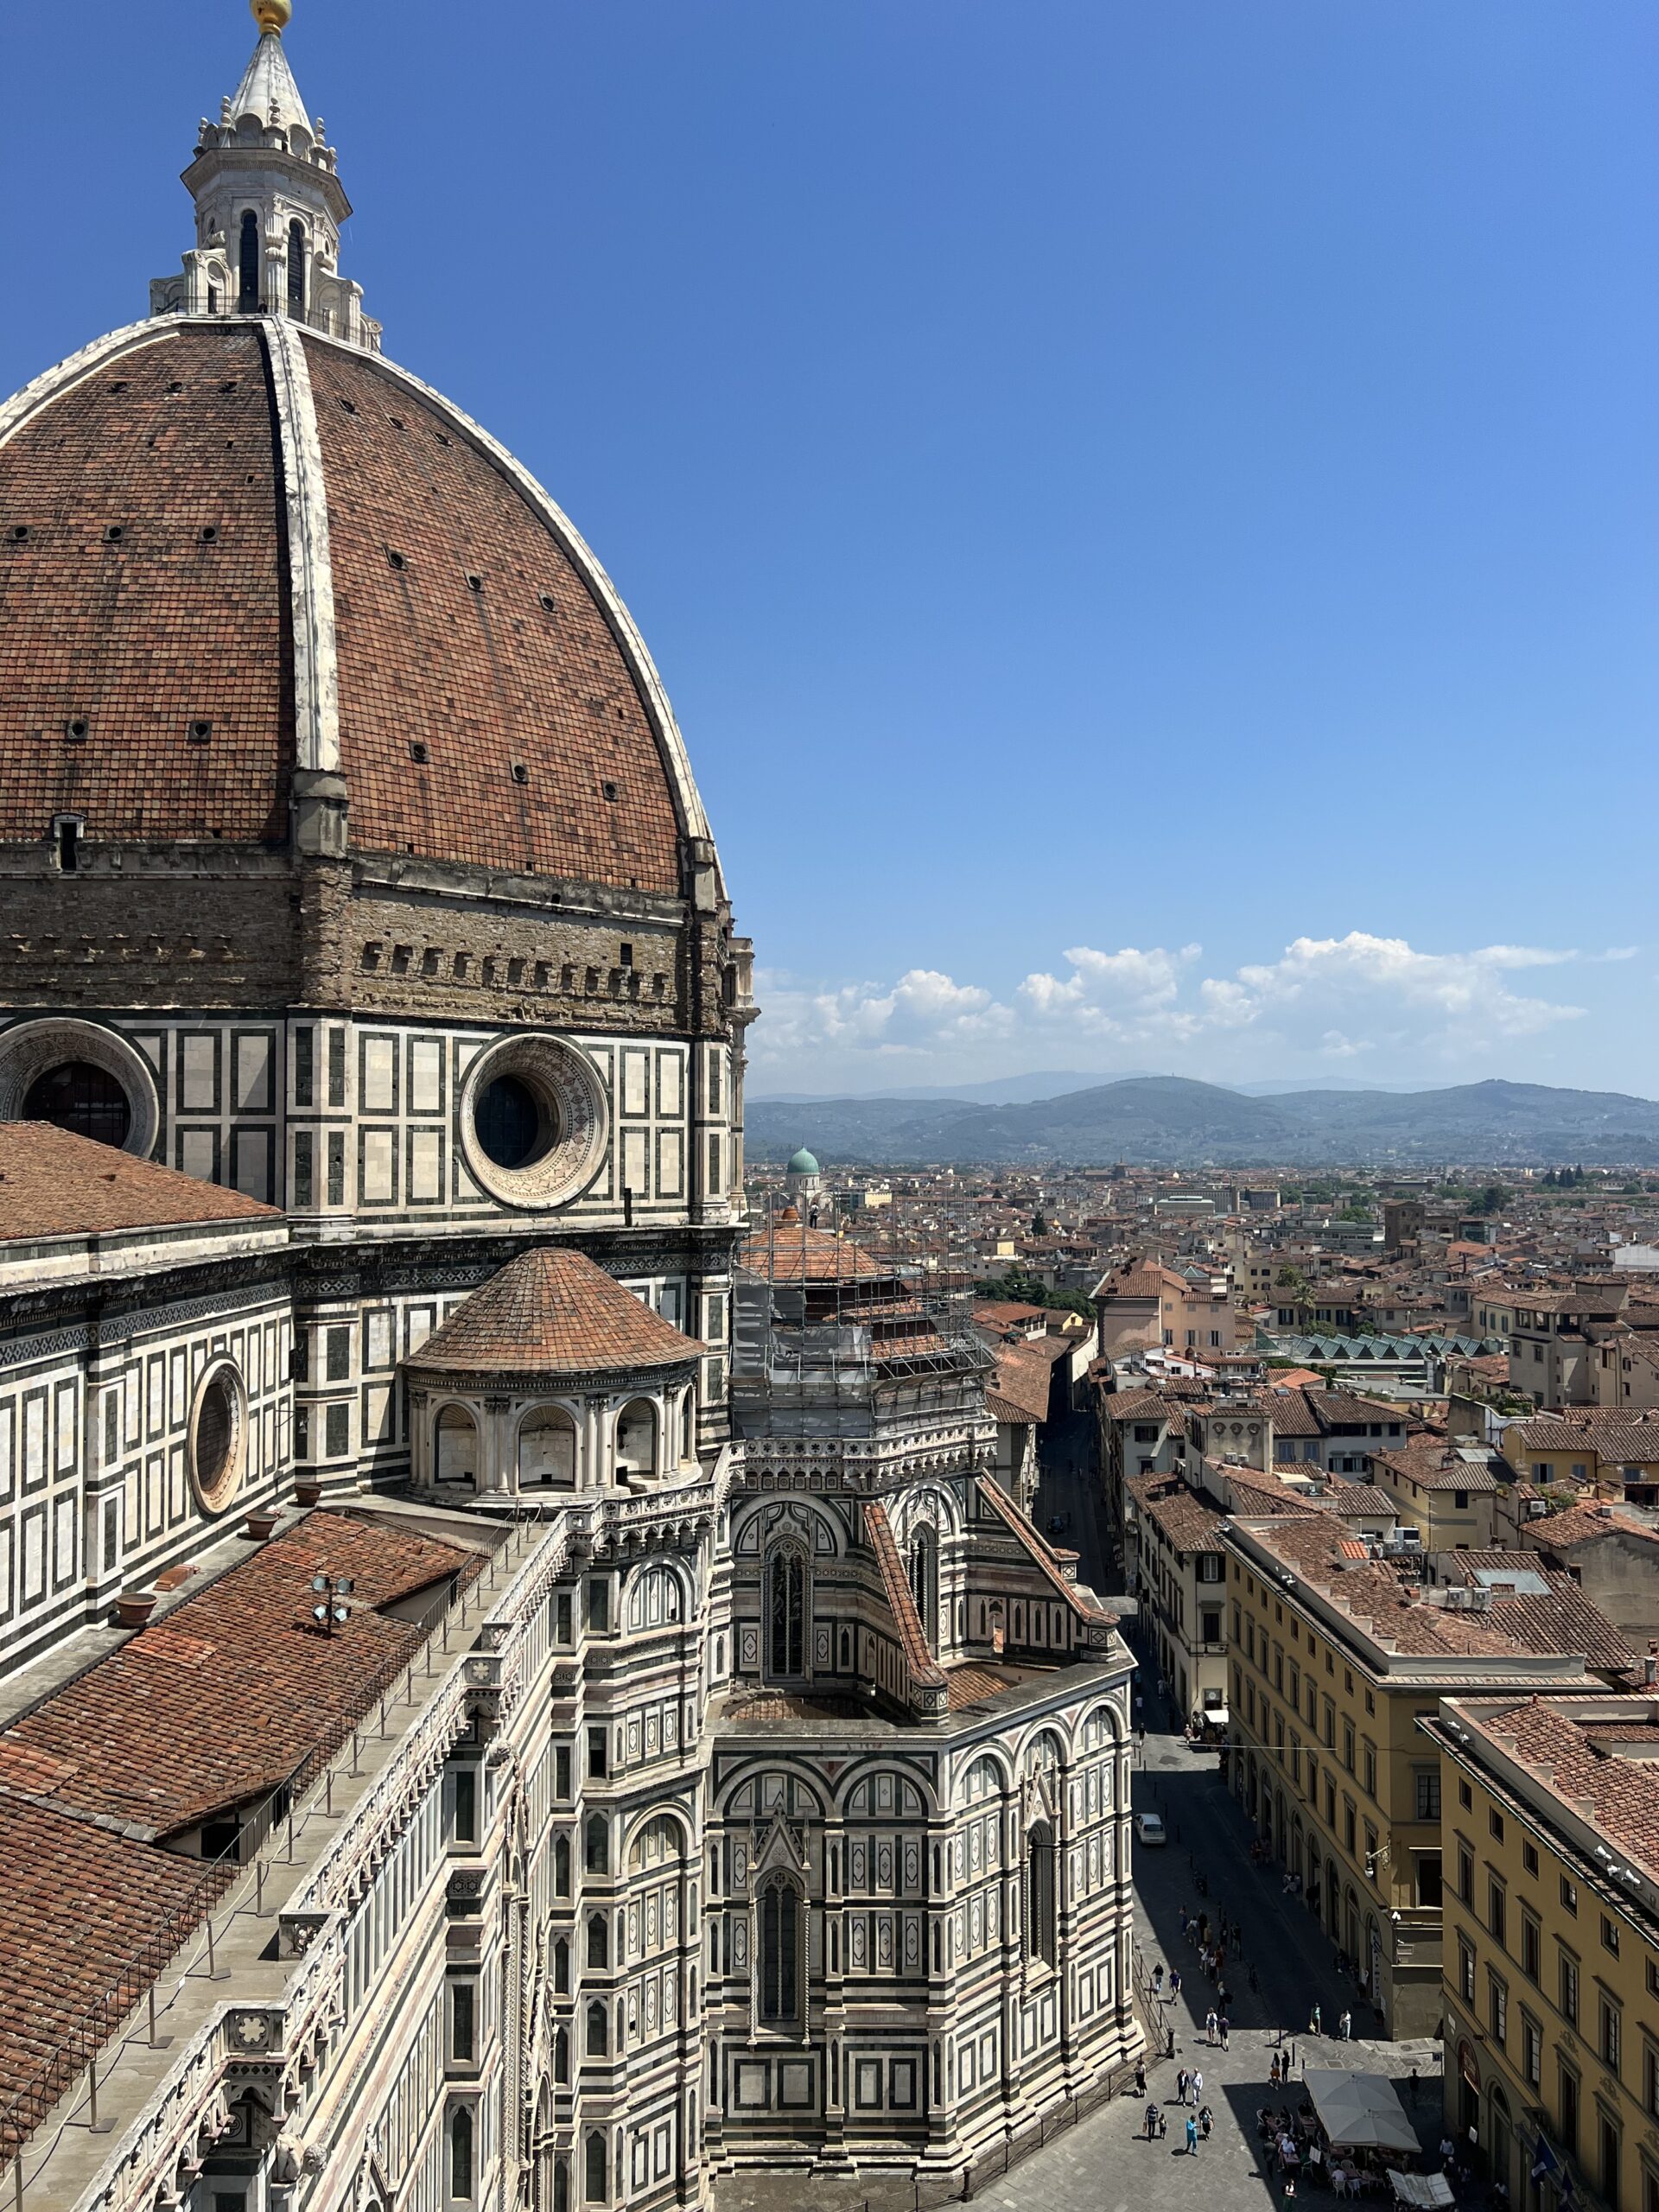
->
[1304,2069,1421,2156]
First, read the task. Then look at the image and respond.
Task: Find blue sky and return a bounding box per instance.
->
[3,2,1656,1097]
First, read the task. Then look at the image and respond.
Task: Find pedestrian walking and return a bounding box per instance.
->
[1309,2003,1322,2036]
[1177,2068,1189,2105]
[1270,2053,1281,2087]
[1135,2060,1147,2099]
[1192,2069,1205,2107]
[1338,2008,1352,2041]
[1185,2117,1199,2157]
[1219,2015,1230,2050]
[1205,2008,1217,2044]
[1284,2178,1296,2205]
[1170,1967,1182,2000]
[1154,1963,1165,1997]
[1145,2104,1159,2143]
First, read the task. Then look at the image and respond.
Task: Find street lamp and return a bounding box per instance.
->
[311,1572,354,1636]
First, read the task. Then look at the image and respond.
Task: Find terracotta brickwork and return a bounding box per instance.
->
[0,327,291,847]
[302,340,684,892]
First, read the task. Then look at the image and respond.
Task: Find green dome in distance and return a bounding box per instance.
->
[786,1147,820,1174]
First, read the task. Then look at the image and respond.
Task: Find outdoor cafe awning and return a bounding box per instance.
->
[1389,2175,1453,2209]
[1305,2069,1420,2156]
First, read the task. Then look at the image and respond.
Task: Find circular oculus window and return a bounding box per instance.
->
[189,1359,249,1515]
[458,1033,608,1211]
[0,1018,161,1158]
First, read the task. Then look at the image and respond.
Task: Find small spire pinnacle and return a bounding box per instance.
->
[251,0,292,34]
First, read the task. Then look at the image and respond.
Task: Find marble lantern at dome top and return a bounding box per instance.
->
[149,0,378,349]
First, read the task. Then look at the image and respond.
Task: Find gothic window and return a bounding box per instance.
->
[586,2001,607,2057]
[907,1526,938,1649]
[287,219,307,315]
[554,1939,569,1994]
[583,2132,606,2203]
[555,2156,569,2212]
[585,1815,608,1875]
[448,2107,474,2200]
[759,1874,801,2025]
[587,1913,608,1970]
[1027,1821,1057,1968]
[554,2026,569,2085]
[238,210,260,312]
[554,1835,571,1896]
[766,1544,805,1678]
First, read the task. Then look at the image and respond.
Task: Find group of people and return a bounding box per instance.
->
[1306,2002,1356,2040]
[1147,2099,1214,2154]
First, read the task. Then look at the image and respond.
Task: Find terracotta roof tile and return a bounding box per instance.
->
[0,1513,486,2149]
[863,1503,946,1695]
[409,1248,703,1376]
[0,1512,476,1839]
[0,327,290,847]
[302,340,683,890]
[976,1476,1116,1627]
[0,1122,279,1241]
[0,1800,223,2154]
[738,1225,886,1283]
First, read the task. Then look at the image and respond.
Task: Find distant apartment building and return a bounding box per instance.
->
[1222,1515,1625,2037]
[1093,1259,1236,1361]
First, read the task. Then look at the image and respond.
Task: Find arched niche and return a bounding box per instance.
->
[518,1404,577,1489]
[614,1397,658,1483]
[435,1403,479,1489]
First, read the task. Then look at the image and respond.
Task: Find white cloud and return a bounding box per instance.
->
[749,930,1591,1084]
[1192,932,1586,1043]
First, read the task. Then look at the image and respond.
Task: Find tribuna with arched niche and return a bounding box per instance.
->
[0,10,1139,2212]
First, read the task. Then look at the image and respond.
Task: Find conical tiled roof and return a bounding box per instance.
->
[410,1249,704,1377]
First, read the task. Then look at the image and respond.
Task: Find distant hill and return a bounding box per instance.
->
[746,1076,1659,1168]
[752,1071,1132,1106]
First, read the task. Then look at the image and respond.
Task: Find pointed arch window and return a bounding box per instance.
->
[583,2132,606,2203]
[766,1544,805,1679]
[448,2106,474,2200]
[287,219,307,315]
[759,1873,801,2025]
[587,1913,608,1971]
[1027,1820,1057,1968]
[585,2000,608,2057]
[554,2025,569,2084]
[238,210,261,313]
[907,1526,938,1650]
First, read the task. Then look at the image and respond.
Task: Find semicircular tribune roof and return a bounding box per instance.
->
[0,317,713,891]
[410,1247,706,1378]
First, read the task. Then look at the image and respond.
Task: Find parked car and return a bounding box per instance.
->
[1134,1811,1166,1847]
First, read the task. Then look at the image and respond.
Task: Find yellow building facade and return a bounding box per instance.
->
[1223,1516,1605,2037]
[1424,1694,1659,2212]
